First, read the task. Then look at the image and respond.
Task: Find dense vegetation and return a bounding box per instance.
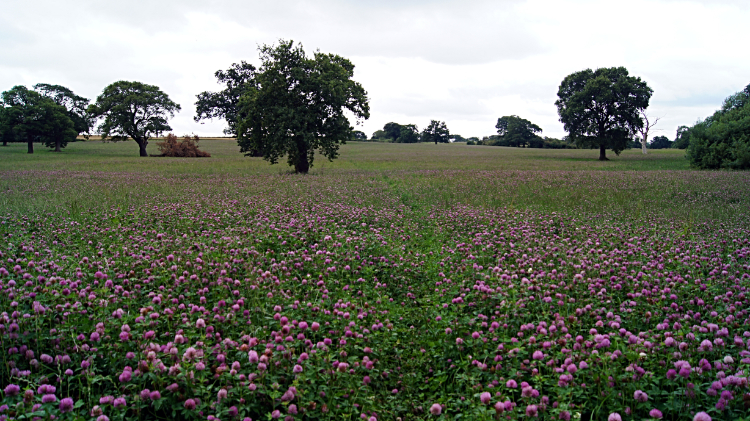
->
[0,141,749,421]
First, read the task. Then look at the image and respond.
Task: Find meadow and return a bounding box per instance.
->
[0,140,749,421]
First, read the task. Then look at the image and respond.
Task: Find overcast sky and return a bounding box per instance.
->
[2,0,748,139]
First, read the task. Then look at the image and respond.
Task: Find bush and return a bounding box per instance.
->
[156,133,211,157]
[686,84,750,169]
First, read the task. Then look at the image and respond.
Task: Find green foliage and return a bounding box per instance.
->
[650,135,672,149]
[421,120,450,144]
[383,122,402,141]
[396,124,420,143]
[685,84,750,169]
[351,130,367,141]
[1,85,77,153]
[88,81,181,157]
[672,125,691,149]
[370,130,391,142]
[494,115,542,147]
[236,40,370,173]
[194,61,257,137]
[33,83,92,138]
[556,67,652,160]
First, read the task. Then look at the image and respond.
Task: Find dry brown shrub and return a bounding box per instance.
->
[156,134,211,157]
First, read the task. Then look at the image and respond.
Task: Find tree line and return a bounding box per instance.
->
[1,39,747,170]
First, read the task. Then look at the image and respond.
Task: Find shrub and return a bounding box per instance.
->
[156,133,210,157]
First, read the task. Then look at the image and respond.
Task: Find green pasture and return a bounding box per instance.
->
[0,140,748,226]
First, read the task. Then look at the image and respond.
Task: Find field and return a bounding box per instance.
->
[0,140,749,421]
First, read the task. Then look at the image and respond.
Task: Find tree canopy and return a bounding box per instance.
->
[88,81,181,157]
[495,115,542,147]
[685,83,750,169]
[421,120,450,144]
[555,67,652,160]
[649,135,672,149]
[1,85,76,153]
[194,61,257,137]
[236,40,369,173]
[34,83,92,137]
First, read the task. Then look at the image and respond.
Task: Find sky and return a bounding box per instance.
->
[1,0,748,140]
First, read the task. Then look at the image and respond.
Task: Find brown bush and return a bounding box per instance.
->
[156,134,211,157]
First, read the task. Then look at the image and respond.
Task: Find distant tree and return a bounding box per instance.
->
[649,135,672,149]
[421,120,450,144]
[0,105,8,146]
[88,81,181,157]
[450,134,466,143]
[672,125,691,149]
[635,111,660,154]
[371,130,389,141]
[351,130,367,141]
[686,83,750,169]
[194,61,257,137]
[555,67,652,160]
[1,85,76,153]
[495,115,542,147]
[383,122,402,141]
[236,40,369,173]
[396,124,420,143]
[33,83,92,139]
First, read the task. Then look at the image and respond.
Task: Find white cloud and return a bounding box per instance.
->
[1,0,748,140]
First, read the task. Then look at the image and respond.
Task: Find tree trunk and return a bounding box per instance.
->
[641,140,648,154]
[2,140,6,146]
[55,138,61,152]
[294,139,309,174]
[138,140,148,157]
[27,139,34,154]
[598,144,608,161]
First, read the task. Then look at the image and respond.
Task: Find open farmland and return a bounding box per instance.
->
[1,140,749,421]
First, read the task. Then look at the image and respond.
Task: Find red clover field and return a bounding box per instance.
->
[1,141,750,421]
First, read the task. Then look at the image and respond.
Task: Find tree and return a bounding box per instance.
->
[396,124,420,143]
[88,81,181,157]
[236,40,369,173]
[371,130,389,141]
[0,105,8,146]
[495,115,542,147]
[686,84,750,169]
[649,135,672,149]
[383,122,402,142]
[34,83,91,138]
[1,85,76,153]
[195,61,257,137]
[635,111,660,154]
[555,67,652,160]
[672,125,691,149]
[421,120,450,144]
[351,130,367,141]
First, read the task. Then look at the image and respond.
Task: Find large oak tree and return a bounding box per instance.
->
[88,81,181,157]
[555,67,652,160]
[1,85,76,153]
[236,40,369,173]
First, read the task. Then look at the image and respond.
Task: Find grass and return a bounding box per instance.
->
[0,140,747,226]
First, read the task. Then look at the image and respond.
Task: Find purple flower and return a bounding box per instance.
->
[184,399,196,410]
[634,390,648,402]
[532,350,544,360]
[293,364,303,373]
[97,416,110,421]
[649,409,663,419]
[559,411,571,421]
[429,403,442,415]
[526,404,538,417]
[119,370,131,383]
[140,389,151,400]
[506,379,518,388]
[150,391,161,400]
[113,397,126,408]
[480,392,491,404]
[693,412,712,421]
[42,394,57,403]
[608,414,622,421]
[59,397,74,413]
[3,384,20,397]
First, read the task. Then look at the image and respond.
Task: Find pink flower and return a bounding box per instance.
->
[506,379,518,388]
[293,364,303,373]
[196,318,206,328]
[608,414,622,421]
[649,409,663,419]
[693,412,712,421]
[184,399,196,410]
[526,404,538,417]
[480,392,491,404]
[429,403,442,415]
[634,390,648,403]
[59,397,74,413]
[532,351,544,360]
[248,351,259,363]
